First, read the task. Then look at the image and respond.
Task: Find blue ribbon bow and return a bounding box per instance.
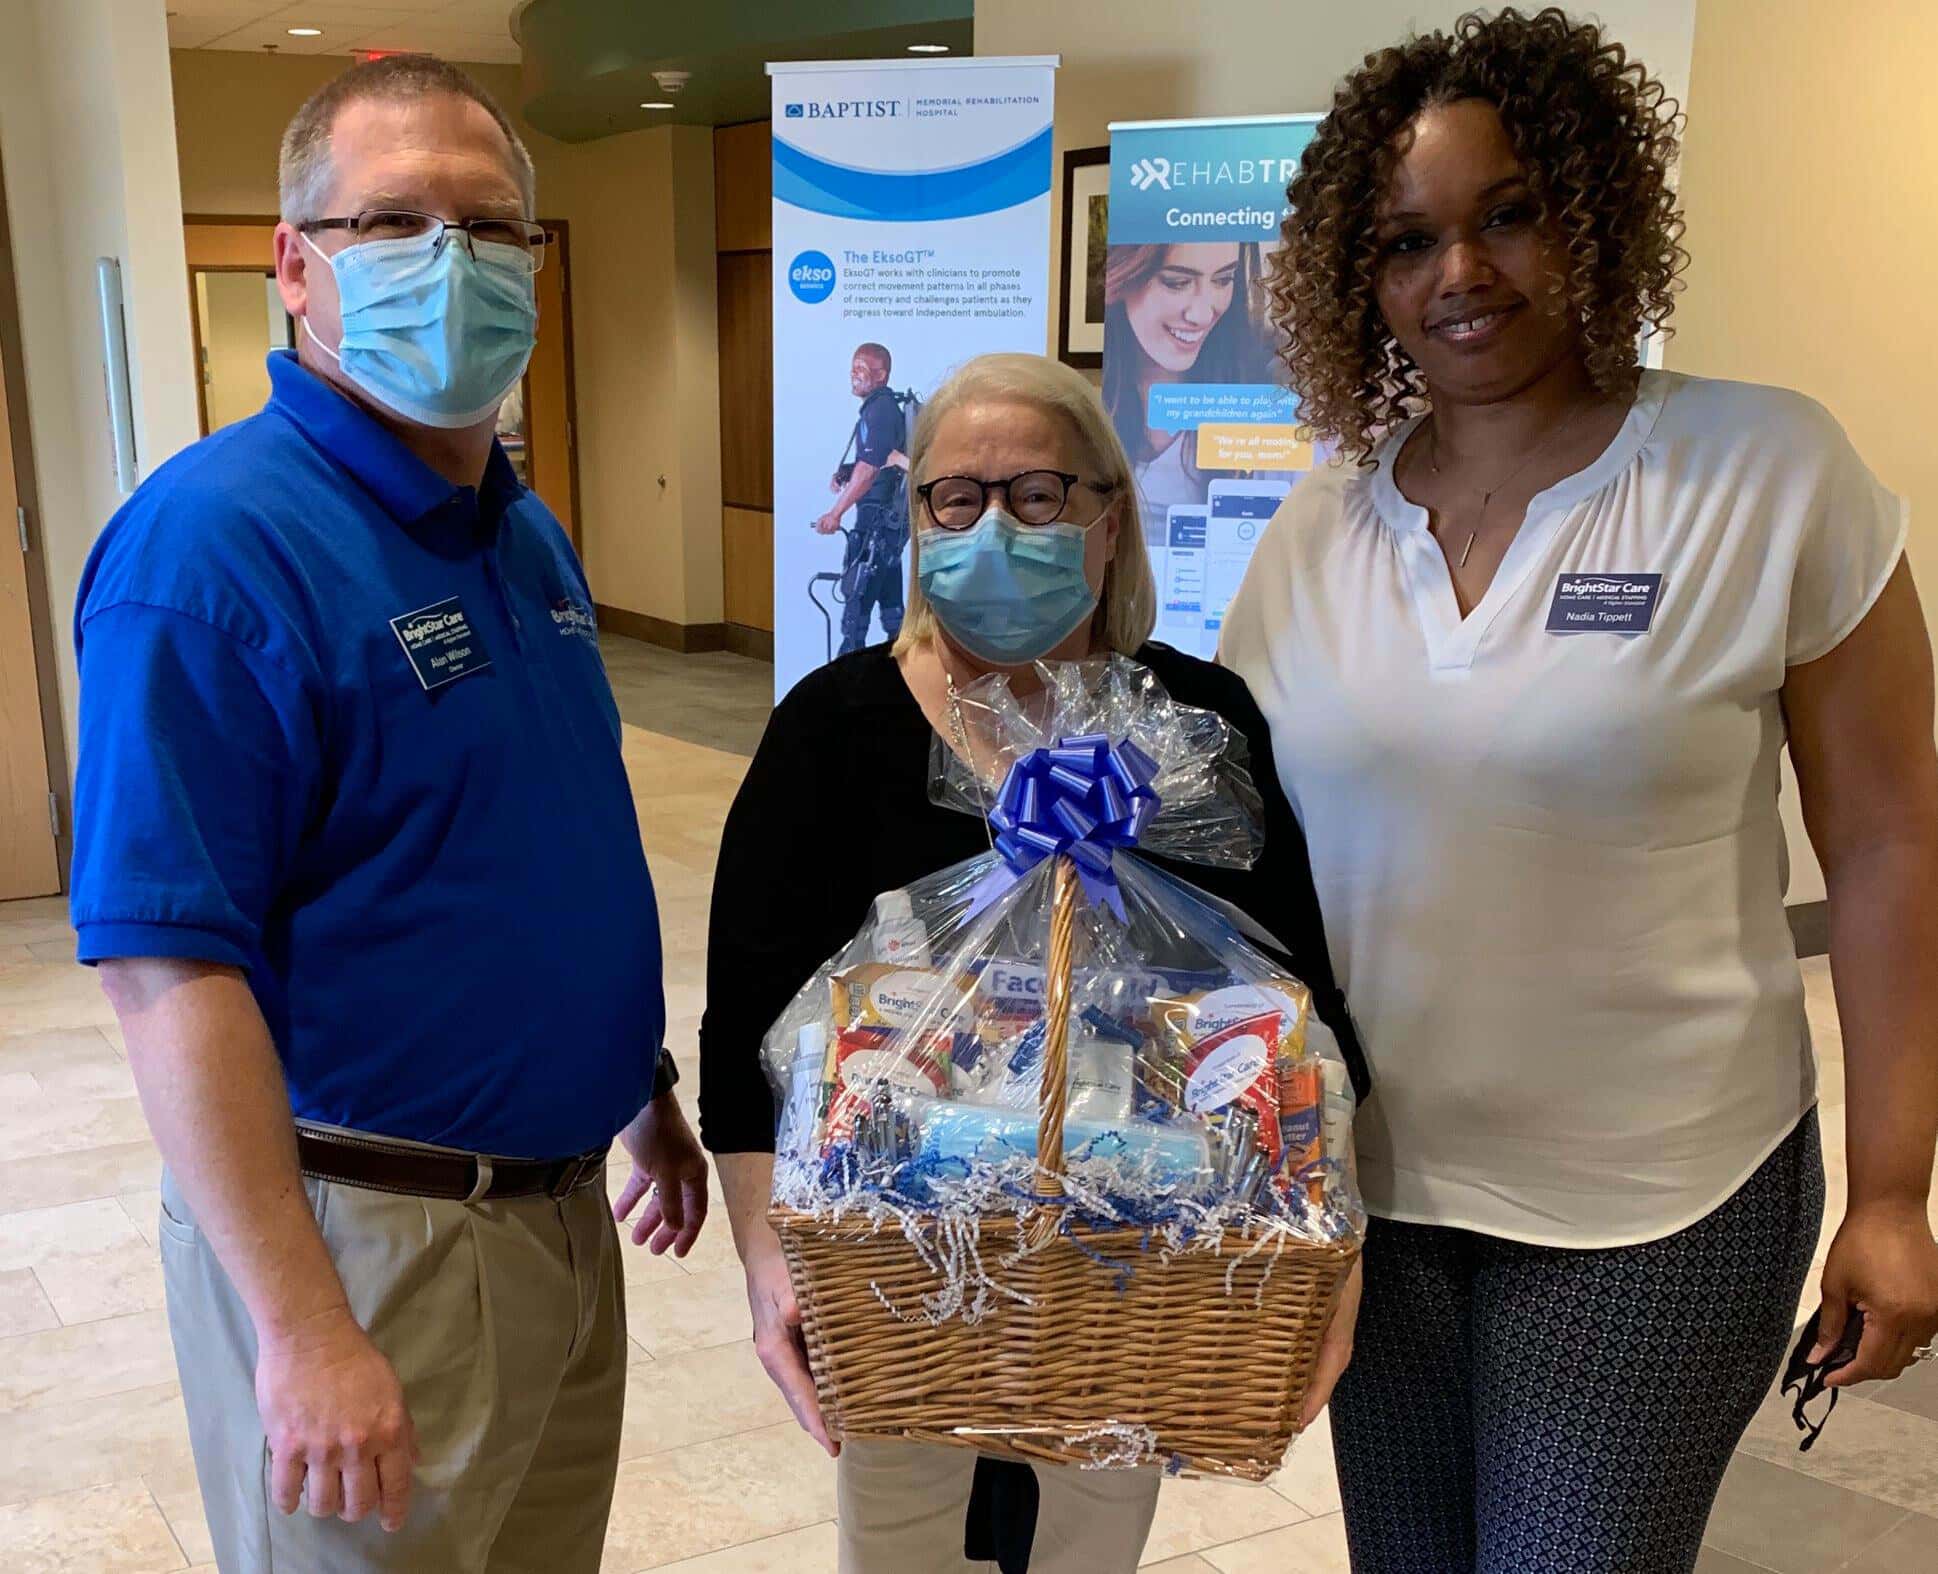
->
[964,733,1161,922]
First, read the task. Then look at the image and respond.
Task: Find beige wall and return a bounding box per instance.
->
[975,0,1699,358]
[539,122,723,627]
[172,49,531,216]
[1,0,201,767]
[167,48,724,630]
[1667,0,1934,603]
[198,271,277,431]
[1665,0,1937,904]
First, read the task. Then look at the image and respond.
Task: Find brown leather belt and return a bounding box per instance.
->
[295,1125,608,1203]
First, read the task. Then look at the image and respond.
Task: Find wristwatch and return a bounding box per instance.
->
[651,1049,680,1099]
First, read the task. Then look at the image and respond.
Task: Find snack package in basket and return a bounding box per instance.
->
[759,655,1366,1479]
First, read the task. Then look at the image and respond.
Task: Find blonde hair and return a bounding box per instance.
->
[894,353,1157,658]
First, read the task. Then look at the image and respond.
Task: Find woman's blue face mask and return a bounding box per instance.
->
[301,228,537,429]
[916,506,1101,665]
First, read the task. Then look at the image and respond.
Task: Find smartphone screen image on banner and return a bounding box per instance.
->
[1203,479,1291,642]
[1156,503,1210,657]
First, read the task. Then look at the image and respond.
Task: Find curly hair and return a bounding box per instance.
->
[1267,7,1687,460]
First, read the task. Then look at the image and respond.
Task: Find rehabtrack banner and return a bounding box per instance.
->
[1104,114,1322,661]
[768,56,1057,699]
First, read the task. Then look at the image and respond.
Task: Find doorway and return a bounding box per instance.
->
[192,267,294,435]
[182,216,582,551]
[0,155,64,898]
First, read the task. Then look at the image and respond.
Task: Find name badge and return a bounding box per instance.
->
[1546,573,1663,635]
[389,597,492,692]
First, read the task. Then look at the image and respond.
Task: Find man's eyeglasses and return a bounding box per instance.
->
[916,470,1115,531]
[300,210,548,274]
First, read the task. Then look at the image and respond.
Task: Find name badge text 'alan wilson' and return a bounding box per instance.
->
[389,597,493,691]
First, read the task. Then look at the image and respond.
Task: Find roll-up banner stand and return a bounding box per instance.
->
[1105,115,1321,661]
[768,56,1059,699]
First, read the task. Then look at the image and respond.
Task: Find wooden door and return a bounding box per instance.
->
[717,248,773,632]
[0,357,57,898]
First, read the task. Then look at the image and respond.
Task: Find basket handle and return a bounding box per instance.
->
[1033,855,1078,1199]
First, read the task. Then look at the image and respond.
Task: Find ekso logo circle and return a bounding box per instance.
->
[788,250,836,304]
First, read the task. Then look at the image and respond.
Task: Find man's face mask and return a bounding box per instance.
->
[301,225,537,430]
[1780,1305,1865,1451]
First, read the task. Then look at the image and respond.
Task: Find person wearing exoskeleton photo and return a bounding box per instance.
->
[816,341,914,655]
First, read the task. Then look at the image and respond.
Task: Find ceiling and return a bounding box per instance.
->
[514,0,975,139]
[164,1,523,64]
[165,0,979,136]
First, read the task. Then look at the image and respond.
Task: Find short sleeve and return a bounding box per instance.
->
[1785,419,1908,666]
[855,399,894,468]
[71,603,323,968]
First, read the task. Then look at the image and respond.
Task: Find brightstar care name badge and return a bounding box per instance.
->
[390,597,492,691]
[1546,573,1663,635]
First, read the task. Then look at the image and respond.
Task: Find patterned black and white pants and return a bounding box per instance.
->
[1331,1112,1824,1574]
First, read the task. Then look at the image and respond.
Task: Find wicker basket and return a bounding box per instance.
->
[772,857,1358,1480]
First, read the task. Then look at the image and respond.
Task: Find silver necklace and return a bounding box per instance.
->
[1427,397,1600,569]
[944,670,996,851]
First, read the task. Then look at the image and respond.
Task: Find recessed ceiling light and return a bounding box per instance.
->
[287,26,323,37]
[908,43,949,53]
[640,101,676,110]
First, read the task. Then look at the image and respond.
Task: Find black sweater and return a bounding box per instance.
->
[698,642,1362,1154]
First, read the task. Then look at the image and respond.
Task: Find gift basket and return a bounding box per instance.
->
[763,656,1364,1479]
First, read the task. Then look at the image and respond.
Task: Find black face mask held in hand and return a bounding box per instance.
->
[1781,1306,1865,1451]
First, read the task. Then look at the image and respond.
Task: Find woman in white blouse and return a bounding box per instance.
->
[1220,10,1938,1572]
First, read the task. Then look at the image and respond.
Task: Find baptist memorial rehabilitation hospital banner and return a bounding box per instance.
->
[1105,115,1321,661]
[769,57,1057,698]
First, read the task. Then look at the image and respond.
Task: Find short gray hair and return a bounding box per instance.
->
[278,54,537,226]
[894,353,1157,659]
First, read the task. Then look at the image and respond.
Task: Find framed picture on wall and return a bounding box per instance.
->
[1058,146,1110,369]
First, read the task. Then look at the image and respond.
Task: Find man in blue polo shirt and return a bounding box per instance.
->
[71,56,705,1573]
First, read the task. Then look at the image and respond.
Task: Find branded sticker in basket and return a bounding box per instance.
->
[821,1027,949,1149]
[1187,982,1310,1050]
[1181,1014,1277,1112]
[1165,1007,1286,1164]
[832,963,973,1034]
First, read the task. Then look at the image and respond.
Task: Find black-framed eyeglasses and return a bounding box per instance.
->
[299,209,548,273]
[916,469,1115,530]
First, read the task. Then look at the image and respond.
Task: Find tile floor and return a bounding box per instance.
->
[600,633,772,758]
[2,664,1936,1571]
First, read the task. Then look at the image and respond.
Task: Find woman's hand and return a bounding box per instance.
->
[742,1222,839,1456]
[1814,1201,1938,1387]
[613,1092,710,1258]
[1300,1256,1361,1427]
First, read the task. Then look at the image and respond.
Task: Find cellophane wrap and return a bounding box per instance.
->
[761,655,1364,1320]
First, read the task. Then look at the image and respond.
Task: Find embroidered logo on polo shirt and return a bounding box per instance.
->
[1546,573,1663,635]
[549,595,599,644]
[389,597,493,691]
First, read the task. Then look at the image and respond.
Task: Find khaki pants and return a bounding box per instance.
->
[836,1439,1161,1574]
[158,1162,626,1573]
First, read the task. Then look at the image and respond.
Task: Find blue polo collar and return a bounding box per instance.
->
[264,351,522,528]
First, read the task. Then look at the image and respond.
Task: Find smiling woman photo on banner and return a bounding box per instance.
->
[1101,240,1272,521]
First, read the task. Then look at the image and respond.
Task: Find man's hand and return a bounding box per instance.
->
[255,1306,417,1532]
[813,511,843,536]
[1814,1201,1938,1387]
[1300,1255,1360,1428]
[742,1222,837,1456]
[614,1091,710,1258]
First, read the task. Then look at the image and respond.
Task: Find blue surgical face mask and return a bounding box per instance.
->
[918,507,1100,665]
[302,229,537,429]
